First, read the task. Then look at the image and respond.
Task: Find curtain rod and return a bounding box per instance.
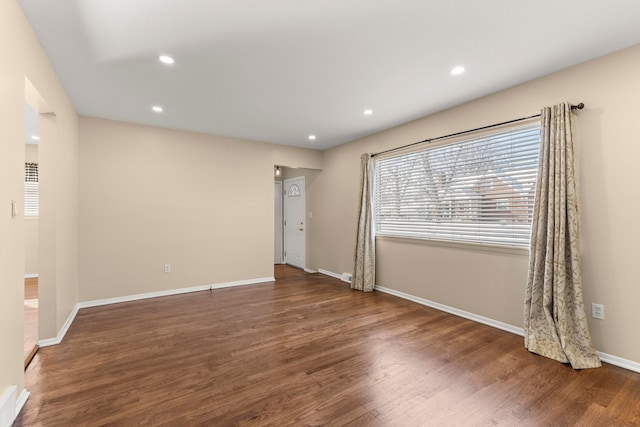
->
[371,103,584,158]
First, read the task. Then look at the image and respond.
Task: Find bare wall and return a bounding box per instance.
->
[0,0,79,404]
[311,44,640,364]
[78,117,322,301]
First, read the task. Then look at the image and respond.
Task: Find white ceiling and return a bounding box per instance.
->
[18,0,640,150]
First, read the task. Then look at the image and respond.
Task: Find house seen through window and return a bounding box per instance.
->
[374,123,540,248]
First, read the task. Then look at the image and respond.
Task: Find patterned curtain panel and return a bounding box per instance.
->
[352,153,375,292]
[25,162,39,182]
[524,103,600,369]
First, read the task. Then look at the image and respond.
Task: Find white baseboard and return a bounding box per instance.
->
[210,277,275,290]
[24,274,38,279]
[78,284,211,309]
[304,268,317,274]
[79,277,275,309]
[597,351,640,373]
[38,304,79,347]
[0,386,16,427]
[15,389,29,419]
[374,284,525,337]
[319,268,640,373]
[0,387,28,427]
[318,268,342,280]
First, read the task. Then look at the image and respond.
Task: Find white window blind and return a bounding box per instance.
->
[24,182,39,217]
[25,162,39,217]
[374,123,540,248]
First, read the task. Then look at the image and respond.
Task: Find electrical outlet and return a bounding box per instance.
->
[591,303,604,320]
[164,264,171,273]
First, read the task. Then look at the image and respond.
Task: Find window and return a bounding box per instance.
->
[25,162,39,217]
[374,123,540,248]
[287,184,301,197]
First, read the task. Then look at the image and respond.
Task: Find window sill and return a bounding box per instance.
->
[375,235,529,256]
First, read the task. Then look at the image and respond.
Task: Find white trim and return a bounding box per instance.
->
[303,268,317,274]
[80,277,275,309]
[15,389,29,418]
[0,386,17,427]
[319,268,640,372]
[597,351,640,373]
[210,277,275,291]
[318,268,341,280]
[0,387,29,427]
[78,284,211,309]
[38,304,80,347]
[24,273,39,279]
[274,181,284,264]
[376,235,529,256]
[374,285,524,336]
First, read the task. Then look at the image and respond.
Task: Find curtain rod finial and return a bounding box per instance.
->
[572,103,584,110]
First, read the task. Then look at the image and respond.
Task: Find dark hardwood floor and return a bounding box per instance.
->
[23,278,38,368]
[15,265,640,426]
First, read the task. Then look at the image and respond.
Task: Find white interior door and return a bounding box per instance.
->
[274,181,283,264]
[284,176,305,269]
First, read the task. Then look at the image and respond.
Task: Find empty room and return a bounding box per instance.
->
[2,1,640,426]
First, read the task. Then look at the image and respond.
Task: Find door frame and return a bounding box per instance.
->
[274,181,283,264]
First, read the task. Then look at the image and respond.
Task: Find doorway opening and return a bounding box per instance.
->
[23,101,39,368]
[274,166,320,277]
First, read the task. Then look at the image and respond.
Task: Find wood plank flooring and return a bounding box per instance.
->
[15,265,640,426]
[23,277,38,367]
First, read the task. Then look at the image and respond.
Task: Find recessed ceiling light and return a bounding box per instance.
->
[308,135,316,141]
[451,66,465,76]
[158,55,174,65]
[364,109,373,116]
[152,105,164,113]
[31,135,40,140]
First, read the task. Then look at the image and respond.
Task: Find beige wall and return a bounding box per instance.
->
[78,117,322,301]
[312,44,640,364]
[0,0,79,402]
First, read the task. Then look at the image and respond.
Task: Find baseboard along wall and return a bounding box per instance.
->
[38,276,275,348]
[0,386,30,427]
[35,267,640,374]
[318,268,640,374]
